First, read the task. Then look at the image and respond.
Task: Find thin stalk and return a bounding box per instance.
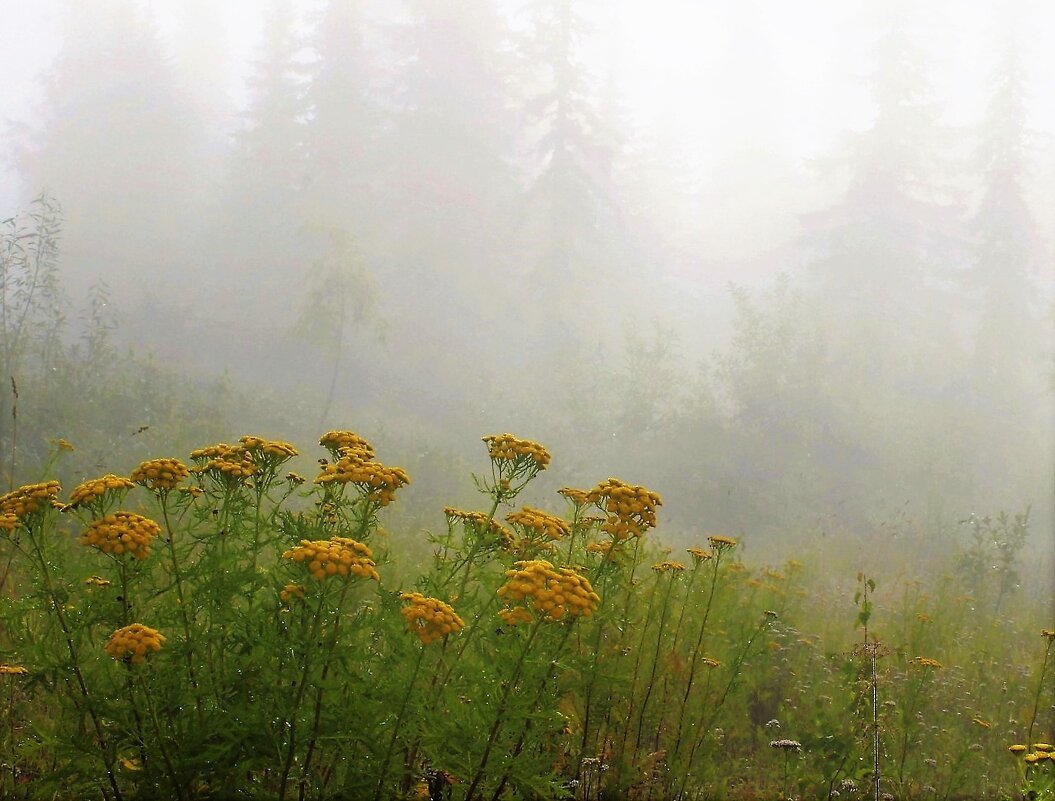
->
[137,673,186,801]
[670,554,723,767]
[634,572,679,753]
[26,524,124,801]
[278,589,330,801]
[372,646,427,801]
[1027,636,1053,747]
[159,495,202,719]
[297,580,354,798]
[463,621,542,801]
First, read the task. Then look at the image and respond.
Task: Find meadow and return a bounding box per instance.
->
[0,430,1051,801]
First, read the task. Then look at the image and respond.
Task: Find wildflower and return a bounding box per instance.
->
[80,512,161,560]
[651,560,685,573]
[286,472,306,486]
[282,537,380,582]
[1034,743,1054,752]
[923,758,938,768]
[559,487,590,507]
[66,474,136,512]
[85,575,112,587]
[119,757,143,771]
[971,717,991,729]
[105,623,165,665]
[178,485,204,498]
[314,454,409,507]
[701,657,721,668]
[707,534,738,552]
[0,664,29,675]
[912,657,943,669]
[239,435,298,459]
[686,547,713,563]
[444,507,513,547]
[1024,752,1043,764]
[482,433,550,470]
[0,481,62,520]
[319,430,375,461]
[506,507,570,541]
[769,739,802,751]
[1043,629,1055,641]
[189,443,242,463]
[497,560,600,622]
[400,592,465,645]
[49,437,75,452]
[498,606,534,627]
[1008,744,1028,754]
[130,458,189,491]
[279,583,305,603]
[193,454,258,484]
[0,513,20,533]
[587,478,662,540]
[765,568,787,581]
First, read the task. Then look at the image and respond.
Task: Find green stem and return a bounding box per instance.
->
[1026,637,1053,747]
[26,524,124,801]
[463,620,542,801]
[278,589,330,801]
[372,646,427,801]
[137,673,186,801]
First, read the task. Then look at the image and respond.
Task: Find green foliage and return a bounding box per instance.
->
[1,429,1050,801]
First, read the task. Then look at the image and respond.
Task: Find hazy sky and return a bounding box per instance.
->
[3,0,1054,214]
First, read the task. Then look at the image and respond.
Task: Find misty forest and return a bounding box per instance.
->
[1,1,1053,799]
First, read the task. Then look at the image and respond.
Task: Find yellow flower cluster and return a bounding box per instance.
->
[497,560,600,622]
[1043,629,1055,641]
[319,430,376,460]
[239,435,298,459]
[444,507,513,545]
[707,535,738,551]
[586,540,616,558]
[282,537,380,582]
[0,513,19,533]
[912,657,943,669]
[587,478,662,540]
[315,451,409,507]
[1015,744,1054,763]
[0,664,29,676]
[67,474,136,510]
[105,624,165,665]
[189,443,258,484]
[400,592,465,645]
[80,512,161,560]
[279,583,305,602]
[686,547,713,564]
[652,560,685,573]
[505,507,570,541]
[558,487,590,507]
[701,657,721,668]
[498,606,534,627]
[85,575,112,587]
[238,436,299,473]
[189,443,241,462]
[130,458,189,491]
[482,434,551,469]
[0,481,62,520]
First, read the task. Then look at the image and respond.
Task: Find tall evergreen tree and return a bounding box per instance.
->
[20,0,205,307]
[518,0,626,322]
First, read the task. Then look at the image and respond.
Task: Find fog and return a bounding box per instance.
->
[1,0,1053,577]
